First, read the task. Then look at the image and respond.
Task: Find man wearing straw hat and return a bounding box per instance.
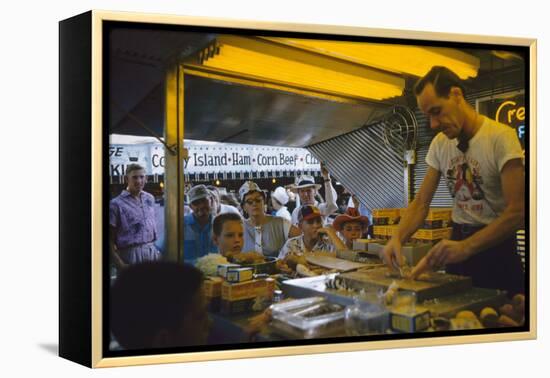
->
[290,162,338,225]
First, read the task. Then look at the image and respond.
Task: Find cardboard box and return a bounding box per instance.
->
[217,263,240,277]
[221,296,272,314]
[390,307,431,333]
[373,226,398,239]
[412,228,453,241]
[352,238,384,251]
[425,208,453,221]
[221,278,275,302]
[373,208,402,226]
[422,219,452,229]
[366,242,387,256]
[401,243,432,266]
[221,278,275,314]
[372,208,402,218]
[226,267,254,283]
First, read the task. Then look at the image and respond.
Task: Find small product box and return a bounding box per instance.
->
[412,228,453,241]
[425,208,453,221]
[373,226,398,239]
[221,278,275,314]
[352,238,384,251]
[217,263,240,277]
[366,242,387,257]
[372,226,385,238]
[372,208,402,226]
[225,267,254,283]
[390,307,431,333]
[401,243,432,266]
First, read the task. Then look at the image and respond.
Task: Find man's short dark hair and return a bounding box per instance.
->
[125,163,146,176]
[213,213,243,236]
[414,66,466,98]
[110,262,203,350]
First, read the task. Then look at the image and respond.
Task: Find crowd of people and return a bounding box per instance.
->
[177,171,368,266]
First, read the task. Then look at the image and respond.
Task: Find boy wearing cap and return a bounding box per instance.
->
[290,163,338,225]
[271,186,292,222]
[278,205,346,260]
[183,185,217,265]
[333,207,370,250]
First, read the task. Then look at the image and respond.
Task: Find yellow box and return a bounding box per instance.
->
[374,226,398,238]
[373,226,386,237]
[425,208,453,221]
[226,267,254,283]
[221,278,275,301]
[372,208,401,218]
[386,226,398,236]
[412,227,453,240]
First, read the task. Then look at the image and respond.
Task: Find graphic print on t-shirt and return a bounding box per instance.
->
[446,154,485,213]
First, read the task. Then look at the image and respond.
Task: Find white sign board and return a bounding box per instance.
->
[110,141,321,176]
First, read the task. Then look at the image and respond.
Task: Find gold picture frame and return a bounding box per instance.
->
[59,10,536,368]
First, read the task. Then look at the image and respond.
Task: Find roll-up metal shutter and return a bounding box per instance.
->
[308,121,405,210]
[413,110,452,207]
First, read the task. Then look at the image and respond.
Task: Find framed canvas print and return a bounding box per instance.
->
[59,10,536,368]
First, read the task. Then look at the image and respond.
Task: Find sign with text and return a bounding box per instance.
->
[477,92,525,148]
[110,141,321,176]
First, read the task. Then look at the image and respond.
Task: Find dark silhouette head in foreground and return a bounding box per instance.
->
[110,261,209,350]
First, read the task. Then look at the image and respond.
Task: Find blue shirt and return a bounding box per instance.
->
[109,190,157,249]
[358,203,373,225]
[183,213,217,265]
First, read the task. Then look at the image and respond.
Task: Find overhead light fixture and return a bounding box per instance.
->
[264,37,480,80]
[492,50,524,61]
[190,36,405,101]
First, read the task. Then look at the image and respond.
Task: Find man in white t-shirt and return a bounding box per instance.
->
[382,66,525,296]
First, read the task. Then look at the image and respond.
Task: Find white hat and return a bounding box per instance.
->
[291,174,321,192]
[238,181,265,202]
[271,186,289,205]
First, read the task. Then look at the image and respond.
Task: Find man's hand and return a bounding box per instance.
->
[351,195,360,209]
[381,237,404,271]
[410,239,472,278]
[320,162,330,179]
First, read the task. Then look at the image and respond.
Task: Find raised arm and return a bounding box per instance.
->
[319,162,338,216]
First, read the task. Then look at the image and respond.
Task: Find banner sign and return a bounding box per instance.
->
[110,141,321,176]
